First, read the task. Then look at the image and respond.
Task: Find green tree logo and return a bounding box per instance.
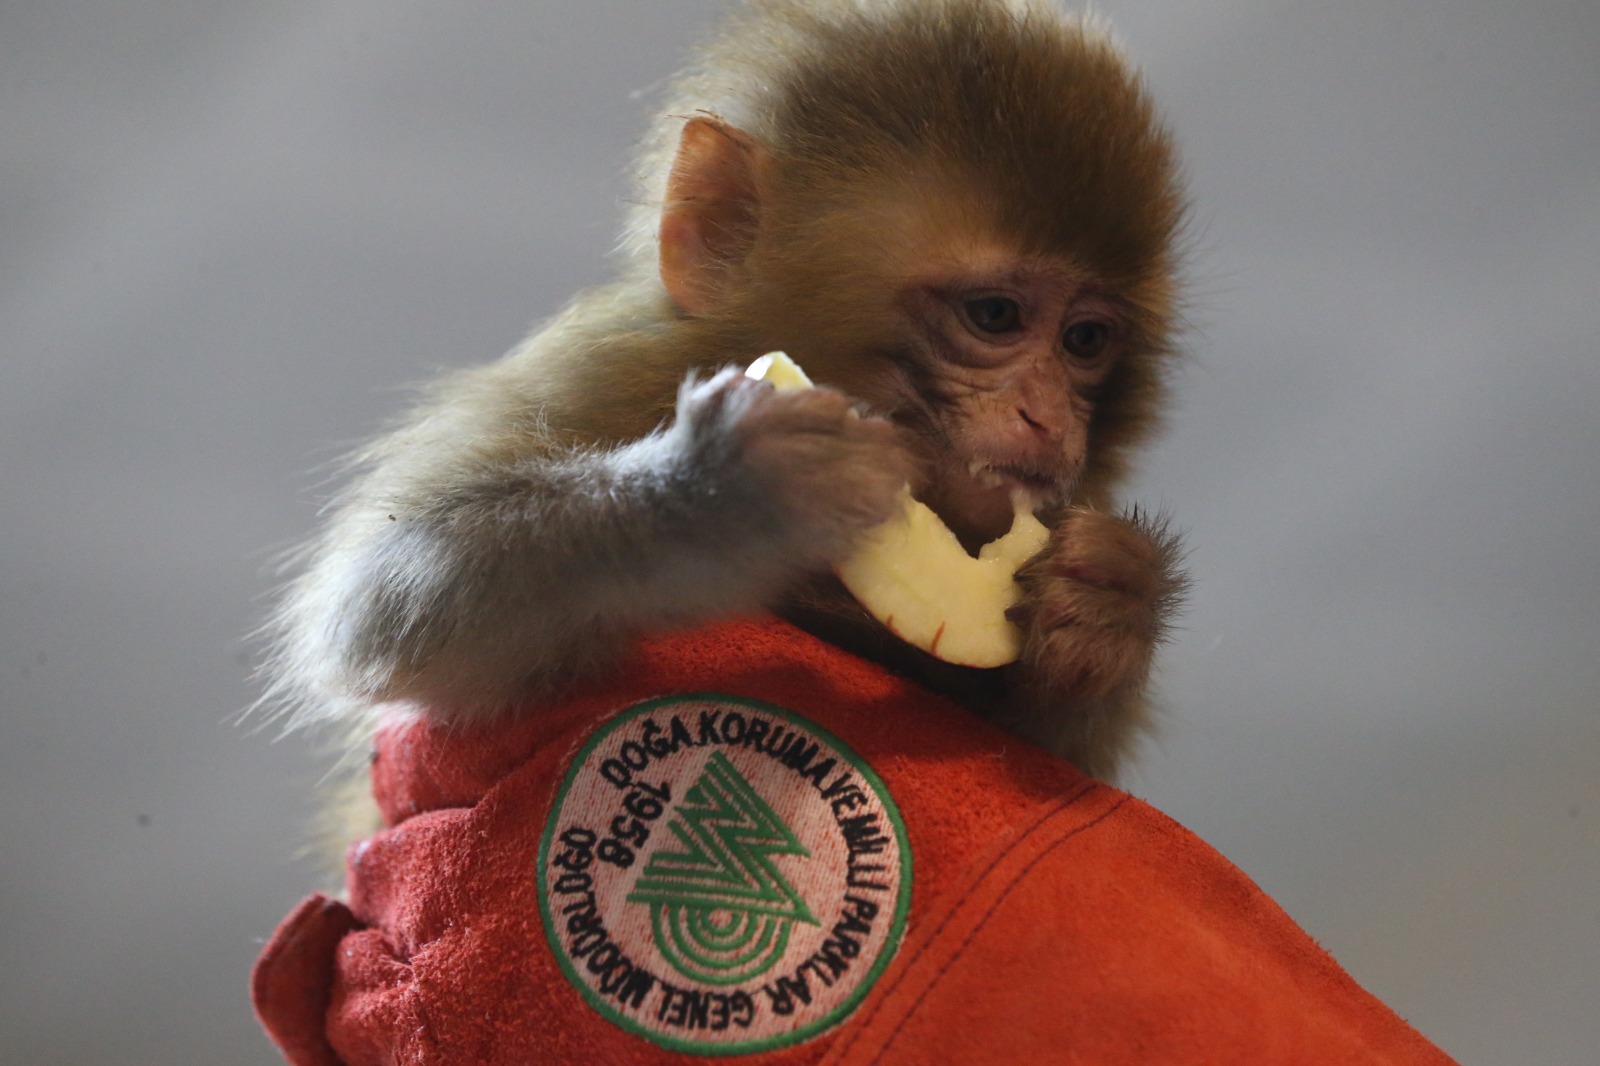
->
[628,751,819,984]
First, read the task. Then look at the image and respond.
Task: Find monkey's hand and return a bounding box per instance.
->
[1005,507,1186,778]
[670,367,914,569]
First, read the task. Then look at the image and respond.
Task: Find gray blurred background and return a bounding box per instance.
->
[2,2,1595,1063]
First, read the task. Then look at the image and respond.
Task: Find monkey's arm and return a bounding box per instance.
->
[275,368,909,723]
[1004,507,1187,779]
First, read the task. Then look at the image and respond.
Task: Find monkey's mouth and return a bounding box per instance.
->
[918,458,1063,553]
[965,459,1060,502]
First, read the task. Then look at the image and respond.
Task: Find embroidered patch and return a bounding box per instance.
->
[538,694,911,1055]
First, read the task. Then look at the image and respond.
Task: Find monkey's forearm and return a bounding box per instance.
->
[324,441,785,712]
[1003,508,1187,779]
[282,369,908,721]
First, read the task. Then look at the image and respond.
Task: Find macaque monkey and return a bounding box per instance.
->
[265,0,1187,781]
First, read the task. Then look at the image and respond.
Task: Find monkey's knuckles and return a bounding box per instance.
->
[737,390,913,555]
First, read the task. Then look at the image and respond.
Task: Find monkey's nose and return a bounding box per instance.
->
[1017,406,1049,434]
[1014,403,1065,446]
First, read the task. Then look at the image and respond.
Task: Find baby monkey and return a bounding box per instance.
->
[267,0,1188,780]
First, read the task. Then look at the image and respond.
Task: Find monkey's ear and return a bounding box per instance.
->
[659,117,766,315]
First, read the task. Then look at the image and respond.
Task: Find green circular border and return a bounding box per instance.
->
[537,692,913,1056]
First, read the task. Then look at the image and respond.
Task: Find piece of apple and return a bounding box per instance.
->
[745,352,1048,668]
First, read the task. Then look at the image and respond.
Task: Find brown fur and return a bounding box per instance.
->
[263,0,1189,783]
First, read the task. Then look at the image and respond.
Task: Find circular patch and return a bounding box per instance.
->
[538,694,911,1056]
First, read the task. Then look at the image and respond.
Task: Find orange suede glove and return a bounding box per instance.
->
[254,617,1455,1065]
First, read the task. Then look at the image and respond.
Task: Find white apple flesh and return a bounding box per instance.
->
[745,352,1048,668]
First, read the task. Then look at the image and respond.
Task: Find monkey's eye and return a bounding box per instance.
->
[1062,320,1112,360]
[963,296,1023,335]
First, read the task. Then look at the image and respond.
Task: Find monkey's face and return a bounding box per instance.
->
[733,166,1162,553]
[741,214,1143,554]
[880,249,1127,550]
